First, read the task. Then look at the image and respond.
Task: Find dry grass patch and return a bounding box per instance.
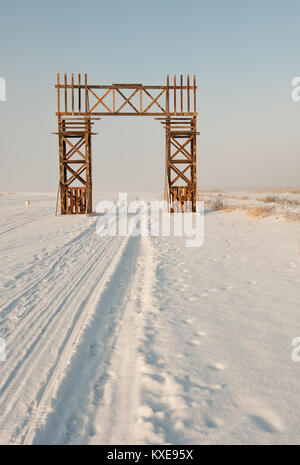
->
[255,195,300,206]
[282,209,300,222]
[261,195,278,203]
[246,206,276,218]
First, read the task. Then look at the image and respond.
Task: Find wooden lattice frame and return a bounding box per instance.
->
[55,74,198,214]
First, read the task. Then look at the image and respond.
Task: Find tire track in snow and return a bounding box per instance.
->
[22,227,133,444]
[0,218,97,324]
[30,233,141,445]
[86,234,168,445]
[0,220,99,337]
[0,219,127,444]
[0,210,52,236]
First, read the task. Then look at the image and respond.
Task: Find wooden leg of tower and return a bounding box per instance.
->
[162,117,197,213]
[192,119,197,212]
[58,117,66,215]
[165,121,172,213]
[86,129,92,214]
[56,117,95,215]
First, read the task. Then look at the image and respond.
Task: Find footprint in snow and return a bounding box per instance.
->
[205,416,224,428]
[187,339,202,346]
[138,405,154,419]
[195,330,207,337]
[65,415,83,441]
[155,411,165,420]
[89,424,97,437]
[250,412,283,433]
[90,343,101,356]
[208,362,225,371]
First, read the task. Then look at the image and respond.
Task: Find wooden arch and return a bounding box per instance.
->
[54,74,199,214]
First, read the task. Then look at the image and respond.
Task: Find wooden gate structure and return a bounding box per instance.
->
[54,74,199,214]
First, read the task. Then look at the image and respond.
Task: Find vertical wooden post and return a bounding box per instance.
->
[166,74,169,114]
[192,116,197,212]
[173,75,176,114]
[165,117,171,211]
[187,74,190,113]
[86,118,93,214]
[180,75,183,115]
[71,73,74,115]
[193,74,196,113]
[58,116,64,214]
[64,73,67,113]
[57,73,60,114]
[85,73,88,114]
[78,74,81,113]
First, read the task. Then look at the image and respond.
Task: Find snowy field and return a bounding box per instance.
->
[1,191,300,445]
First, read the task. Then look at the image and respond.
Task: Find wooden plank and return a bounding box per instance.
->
[187,75,190,112]
[193,75,196,113]
[56,112,198,116]
[85,73,88,113]
[55,84,196,90]
[173,75,176,114]
[166,75,169,114]
[78,74,81,113]
[64,73,67,113]
[180,75,183,114]
[81,188,84,213]
[75,188,78,214]
[57,73,60,113]
[71,73,74,114]
[70,187,74,213]
[112,83,142,87]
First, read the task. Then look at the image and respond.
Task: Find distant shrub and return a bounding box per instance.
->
[214,195,227,210]
[262,195,277,203]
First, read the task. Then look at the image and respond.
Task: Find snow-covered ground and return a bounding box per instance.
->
[1,192,300,445]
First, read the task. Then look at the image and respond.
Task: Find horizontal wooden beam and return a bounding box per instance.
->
[55,85,197,90]
[56,112,198,117]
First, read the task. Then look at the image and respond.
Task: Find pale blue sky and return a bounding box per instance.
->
[1,0,300,191]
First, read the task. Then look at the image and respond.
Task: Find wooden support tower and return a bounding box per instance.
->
[54,116,98,214]
[54,73,198,214]
[158,116,199,212]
